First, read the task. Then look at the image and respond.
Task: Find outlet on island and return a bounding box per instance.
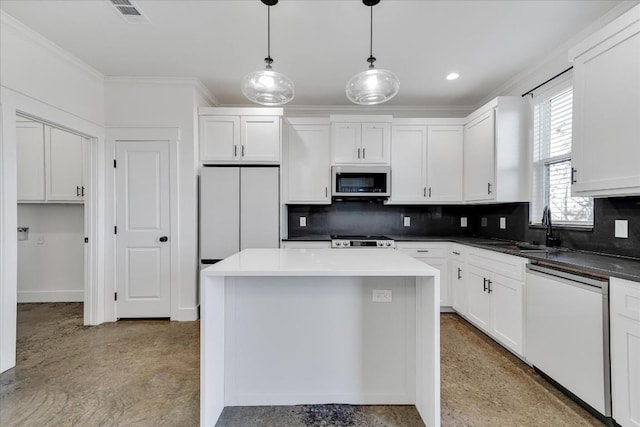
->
[403,216,411,227]
[299,216,307,227]
[372,289,392,303]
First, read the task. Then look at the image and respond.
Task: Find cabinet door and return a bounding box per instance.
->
[572,30,640,196]
[427,126,463,202]
[332,122,361,164]
[46,127,84,201]
[200,116,240,162]
[390,125,426,202]
[287,124,331,203]
[611,278,640,427]
[465,264,491,331]
[464,110,495,202]
[489,273,523,355]
[415,257,449,306]
[241,116,280,163]
[16,121,45,201]
[450,259,466,315]
[361,123,390,164]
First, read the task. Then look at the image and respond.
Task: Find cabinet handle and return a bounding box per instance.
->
[234,145,238,157]
[487,280,493,293]
[325,187,328,197]
[423,187,426,197]
[457,267,462,280]
[76,186,80,197]
[428,187,432,198]
[571,168,577,184]
[362,148,366,159]
[417,250,430,253]
[81,186,85,197]
[242,145,245,157]
[357,148,361,159]
[452,251,461,255]
[487,182,492,194]
[483,278,488,292]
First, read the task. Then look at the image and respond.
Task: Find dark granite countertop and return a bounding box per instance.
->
[282,234,640,283]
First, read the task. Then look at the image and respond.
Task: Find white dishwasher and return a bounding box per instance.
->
[525,264,611,420]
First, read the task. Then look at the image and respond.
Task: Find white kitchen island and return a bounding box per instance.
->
[200,248,441,427]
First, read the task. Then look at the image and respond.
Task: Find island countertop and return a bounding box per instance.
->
[202,248,441,277]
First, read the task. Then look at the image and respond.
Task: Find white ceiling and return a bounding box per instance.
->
[0,0,629,107]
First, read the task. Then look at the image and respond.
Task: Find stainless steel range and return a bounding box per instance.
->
[330,235,395,249]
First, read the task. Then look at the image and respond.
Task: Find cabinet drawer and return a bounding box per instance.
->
[466,247,526,281]
[611,277,640,322]
[281,241,331,249]
[396,242,449,258]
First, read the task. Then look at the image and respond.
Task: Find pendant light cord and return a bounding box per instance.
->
[265,5,273,67]
[367,3,376,67]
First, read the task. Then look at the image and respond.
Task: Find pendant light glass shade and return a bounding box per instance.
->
[346,0,399,105]
[242,0,295,106]
[346,67,399,105]
[242,66,295,106]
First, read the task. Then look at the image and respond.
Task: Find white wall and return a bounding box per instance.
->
[104,77,213,321]
[17,204,84,302]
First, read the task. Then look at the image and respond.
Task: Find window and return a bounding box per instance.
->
[530,85,593,226]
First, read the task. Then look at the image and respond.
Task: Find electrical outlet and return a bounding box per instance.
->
[37,236,44,245]
[460,217,467,228]
[372,289,392,303]
[481,217,488,227]
[299,216,307,227]
[500,217,507,229]
[615,220,628,238]
[403,216,411,227]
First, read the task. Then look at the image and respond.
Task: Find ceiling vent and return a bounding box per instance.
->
[108,0,151,24]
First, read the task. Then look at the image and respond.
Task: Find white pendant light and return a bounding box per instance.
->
[241,0,295,106]
[346,0,399,105]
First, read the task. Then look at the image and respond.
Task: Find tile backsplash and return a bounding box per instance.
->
[287,196,640,258]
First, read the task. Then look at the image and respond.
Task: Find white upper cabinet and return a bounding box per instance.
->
[199,107,282,164]
[569,5,640,197]
[330,116,391,165]
[389,120,463,204]
[463,96,528,203]
[285,119,331,204]
[17,120,84,203]
[46,127,85,201]
[16,121,45,201]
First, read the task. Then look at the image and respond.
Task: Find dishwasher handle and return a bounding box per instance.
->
[526,264,608,293]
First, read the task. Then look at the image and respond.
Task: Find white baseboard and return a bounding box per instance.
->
[18,290,83,303]
[171,305,198,321]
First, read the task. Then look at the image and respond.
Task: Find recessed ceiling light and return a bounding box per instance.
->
[446,72,460,81]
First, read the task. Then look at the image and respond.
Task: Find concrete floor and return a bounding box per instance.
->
[0,303,603,426]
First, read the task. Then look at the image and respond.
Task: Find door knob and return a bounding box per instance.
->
[159,236,168,242]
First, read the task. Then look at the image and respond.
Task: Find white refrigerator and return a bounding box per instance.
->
[200,167,280,263]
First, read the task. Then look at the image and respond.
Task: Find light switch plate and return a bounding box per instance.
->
[481,217,488,227]
[500,217,507,229]
[403,216,411,227]
[373,289,392,303]
[299,216,307,227]
[460,217,467,228]
[615,220,628,238]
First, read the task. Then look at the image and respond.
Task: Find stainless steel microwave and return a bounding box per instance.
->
[331,165,391,198]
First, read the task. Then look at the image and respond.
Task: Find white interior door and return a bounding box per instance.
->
[115,140,171,318]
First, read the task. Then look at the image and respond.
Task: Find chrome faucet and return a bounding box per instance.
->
[541,206,557,247]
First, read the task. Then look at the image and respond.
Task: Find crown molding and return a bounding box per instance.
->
[0,10,104,82]
[104,76,217,105]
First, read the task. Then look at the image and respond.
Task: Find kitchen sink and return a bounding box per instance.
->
[481,241,550,254]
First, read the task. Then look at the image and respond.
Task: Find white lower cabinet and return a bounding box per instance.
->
[396,242,450,307]
[449,245,466,315]
[465,247,526,356]
[281,241,331,249]
[611,277,640,427]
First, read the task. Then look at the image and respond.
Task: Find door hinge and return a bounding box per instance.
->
[114,226,117,234]
[84,237,89,243]
[114,292,117,301]
[113,159,117,168]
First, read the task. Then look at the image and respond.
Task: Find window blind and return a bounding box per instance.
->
[531,86,593,225]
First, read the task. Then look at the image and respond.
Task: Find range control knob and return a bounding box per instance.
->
[385,241,392,247]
